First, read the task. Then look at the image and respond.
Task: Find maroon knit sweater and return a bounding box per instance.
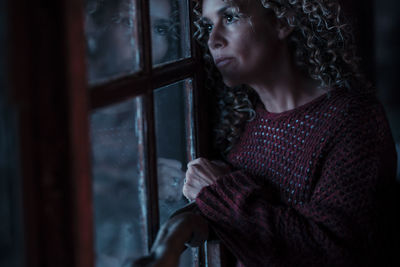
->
[195,88,397,266]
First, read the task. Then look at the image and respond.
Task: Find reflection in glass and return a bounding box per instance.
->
[154,80,193,266]
[90,98,146,267]
[84,0,191,83]
[150,0,191,66]
[85,0,140,84]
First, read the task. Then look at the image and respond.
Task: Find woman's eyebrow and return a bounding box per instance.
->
[200,5,233,22]
[199,16,211,24]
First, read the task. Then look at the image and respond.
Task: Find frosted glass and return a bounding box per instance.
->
[90,98,146,267]
[154,79,194,266]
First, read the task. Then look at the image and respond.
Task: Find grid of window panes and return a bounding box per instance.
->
[86,0,197,266]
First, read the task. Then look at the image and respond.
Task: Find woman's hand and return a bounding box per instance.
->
[132,212,209,267]
[183,158,231,202]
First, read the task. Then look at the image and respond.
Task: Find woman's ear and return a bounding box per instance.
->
[276,18,294,40]
[273,10,295,40]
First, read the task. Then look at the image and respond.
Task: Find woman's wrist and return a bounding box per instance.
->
[167,212,209,246]
[133,211,209,267]
[167,203,210,247]
[184,212,209,247]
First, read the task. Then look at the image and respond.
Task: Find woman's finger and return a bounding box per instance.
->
[212,160,230,169]
[186,164,214,184]
[182,179,198,201]
[187,157,209,168]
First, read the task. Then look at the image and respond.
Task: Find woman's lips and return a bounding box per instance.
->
[214,57,234,68]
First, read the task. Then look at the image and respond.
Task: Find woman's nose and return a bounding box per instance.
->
[207,24,226,50]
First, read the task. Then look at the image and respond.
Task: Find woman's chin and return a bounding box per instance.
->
[222,75,243,88]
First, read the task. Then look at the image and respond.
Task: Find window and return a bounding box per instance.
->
[85,0,210,266]
[9,0,214,265]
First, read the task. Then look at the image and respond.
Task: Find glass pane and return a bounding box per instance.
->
[150,0,191,66]
[90,98,147,267]
[0,0,24,265]
[85,0,141,84]
[154,79,194,266]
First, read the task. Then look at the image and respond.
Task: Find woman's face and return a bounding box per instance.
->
[150,0,171,64]
[201,0,282,87]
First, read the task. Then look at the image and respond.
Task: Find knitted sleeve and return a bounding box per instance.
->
[195,105,397,266]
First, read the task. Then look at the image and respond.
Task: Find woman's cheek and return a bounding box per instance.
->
[152,35,168,64]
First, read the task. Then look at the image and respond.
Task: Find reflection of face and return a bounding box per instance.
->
[112,0,172,67]
[202,0,281,87]
[113,0,172,66]
[86,0,172,80]
[150,0,171,64]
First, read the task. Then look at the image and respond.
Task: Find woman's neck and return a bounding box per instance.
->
[252,78,326,114]
[249,54,327,113]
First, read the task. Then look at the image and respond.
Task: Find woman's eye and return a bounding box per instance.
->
[121,17,133,27]
[111,15,133,28]
[206,24,213,33]
[225,15,233,22]
[201,22,213,34]
[153,23,169,36]
[224,13,238,24]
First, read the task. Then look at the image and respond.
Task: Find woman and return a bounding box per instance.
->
[135,0,397,266]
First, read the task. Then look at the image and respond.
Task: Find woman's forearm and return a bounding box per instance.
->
[133,212,209,267]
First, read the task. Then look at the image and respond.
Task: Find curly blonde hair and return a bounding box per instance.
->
[193,0,371,156]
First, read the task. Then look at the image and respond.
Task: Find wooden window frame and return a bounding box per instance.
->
[88,1,210,262]
[9,0,218,266]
